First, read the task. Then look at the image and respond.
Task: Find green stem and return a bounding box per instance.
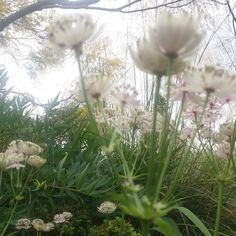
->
[146,74,162,195]
[141,220,150,236]
[166,93,210,198]
[214,182,223,236]
[0,201,18,236]
[74,47,99,134]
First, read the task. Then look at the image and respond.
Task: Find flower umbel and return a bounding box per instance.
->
[16,218,31,230]
[48,14,97,55]
[97,201,117,214]
[149,13,204,59]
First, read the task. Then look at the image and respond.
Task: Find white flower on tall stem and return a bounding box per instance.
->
[75,73,112,103]
[149,13,204,59]
[184,65,236,97]
[130,38,188,75]
[110,85,140,108]
[48,14,98,55]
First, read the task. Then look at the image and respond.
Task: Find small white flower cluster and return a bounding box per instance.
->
[16,212,73,231]
[48,14,98,55]
[53,211,73,224]
[16,218,54,232]
[130,13,204,75]
[97,201,117,214]
[0,140,45,170]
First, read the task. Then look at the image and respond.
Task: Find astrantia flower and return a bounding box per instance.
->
[26,155,46,168]
[219,122,235,137]
[48,14,97,55]
[97,201,117,214]
[149,13,204,59]
[130,37,188,75]
[184,65,236,96]
[53,214,66,224]
[75,74,112,103]
[32,219,54,232]
[111,85,140,107]
[62,212,73,221]
[6,140,43,155]
[16,218,31,230]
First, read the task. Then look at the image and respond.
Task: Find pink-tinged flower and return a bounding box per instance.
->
[149,13,204,59]
[16,218,31,230]
[6,163,25,170]
[111,85,140,107]
[184,65,236,97]
[75,74,112,103]
[170,84,204,105]
[180,127,194,140]
[215,141,235,159]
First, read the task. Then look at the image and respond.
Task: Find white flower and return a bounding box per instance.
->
[184,65,236,96]
[149,13,204,59]
[97,201,117,214]
[130,109,163,133]
[110,85,140,107]
[75,74,112,103]
[32,219,54,232]
[130,37,188,75]
[26,155,46,168]
[4,152,25,170]
[6,140,43,155]
[48,14,98,55]
[16,218,31,230]
[62,212,73,221]
[219,122,235,137]
[53,214,66,224]
[6,163,25,170]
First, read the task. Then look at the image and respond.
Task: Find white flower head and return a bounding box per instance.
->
[111,84,140,108]
[48,14,98,55]
[26,155,46,168]
[16,218,31,230]
[184,65,236,97]
[6,140,43,156]
[53,214,66,224]
[149,12,204,59]
[75,74,112,103]
[130,37,188,75]
[62,212,73,221]
[219,122,235,137]
[32,219,54,232]
[97,201,117,214]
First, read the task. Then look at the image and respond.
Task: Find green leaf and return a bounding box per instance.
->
[175,206,212,236]
[153,217,182,236]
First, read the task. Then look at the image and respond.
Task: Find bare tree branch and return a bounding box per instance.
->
[226,0,236,36]
[0,0,100,32]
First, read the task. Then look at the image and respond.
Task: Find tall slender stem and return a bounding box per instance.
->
[141,220,150,236]
[146,74,162,195]
[74,47,99,133]
[0,201,17,236]
[214,182,223,236]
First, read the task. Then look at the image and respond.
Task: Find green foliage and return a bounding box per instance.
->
[88,217,142,236]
